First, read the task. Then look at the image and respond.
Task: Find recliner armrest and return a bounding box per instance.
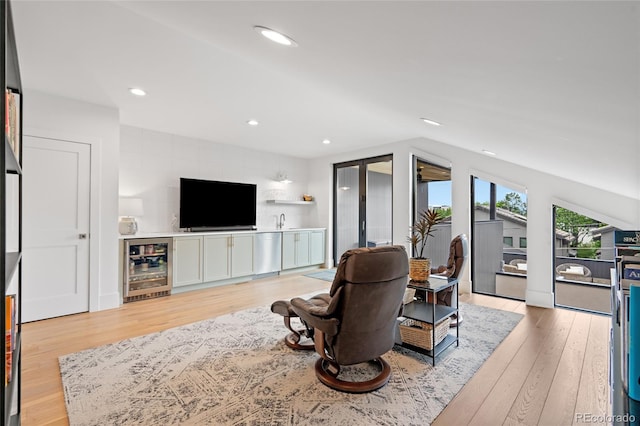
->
[290,297,329,317]
[291,297,340,337]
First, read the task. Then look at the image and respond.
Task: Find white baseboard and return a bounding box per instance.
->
[458,279,472,295]
[97,292,122,311]
[525,289,555,308]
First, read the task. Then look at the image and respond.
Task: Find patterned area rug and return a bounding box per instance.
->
[59,301,523,425]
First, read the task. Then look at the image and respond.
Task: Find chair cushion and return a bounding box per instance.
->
[566,266,584,275]
[291,295,340,336]
[270,300,296,317]
[272,293,330,317]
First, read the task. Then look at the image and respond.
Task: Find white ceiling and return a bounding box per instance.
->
[11,1,640,195]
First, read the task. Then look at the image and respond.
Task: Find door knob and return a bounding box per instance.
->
[79,233,88,239]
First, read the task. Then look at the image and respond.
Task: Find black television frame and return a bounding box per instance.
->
[179,178,257,231]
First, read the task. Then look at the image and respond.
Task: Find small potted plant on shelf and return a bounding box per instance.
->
[408,208,444,282]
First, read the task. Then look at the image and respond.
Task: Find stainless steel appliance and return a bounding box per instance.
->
[255,232,282,275]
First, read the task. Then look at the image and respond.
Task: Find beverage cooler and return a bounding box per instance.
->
[123,237,173,302]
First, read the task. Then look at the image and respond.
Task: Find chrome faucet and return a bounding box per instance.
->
[278,213,286,229]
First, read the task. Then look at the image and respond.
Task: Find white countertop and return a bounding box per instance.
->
[119,228,326,239]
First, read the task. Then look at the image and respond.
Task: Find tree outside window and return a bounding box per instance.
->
[554,207,604,259]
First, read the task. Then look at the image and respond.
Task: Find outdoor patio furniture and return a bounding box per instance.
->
[507,259,527,274]
[556,262,592,282]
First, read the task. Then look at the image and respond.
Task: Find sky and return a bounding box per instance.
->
[428,178,527,207]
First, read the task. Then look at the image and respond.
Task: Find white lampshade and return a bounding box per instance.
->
[119,198,144,217]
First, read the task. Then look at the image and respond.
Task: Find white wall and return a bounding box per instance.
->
[119,126,315,233]
[22,92,640,312]
[24,90,121,311]
[310,136,640,308]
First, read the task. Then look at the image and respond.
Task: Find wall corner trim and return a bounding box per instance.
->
[525,289,554,308]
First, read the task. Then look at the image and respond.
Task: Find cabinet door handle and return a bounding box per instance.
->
[79,233,88,239]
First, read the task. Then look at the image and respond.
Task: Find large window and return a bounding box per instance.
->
[472,177,527,300]
[413,157,451,265]
[553,205,617,314]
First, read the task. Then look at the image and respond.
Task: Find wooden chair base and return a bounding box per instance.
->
[284,331,315,350]
[314,357,391,393]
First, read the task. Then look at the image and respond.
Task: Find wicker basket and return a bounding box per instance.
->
[409,258,431,282]
[399,317,450,350]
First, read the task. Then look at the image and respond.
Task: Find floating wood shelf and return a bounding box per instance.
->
[266,200,315,205]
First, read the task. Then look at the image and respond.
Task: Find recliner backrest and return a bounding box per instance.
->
[325,245,409,365]
[448,234,468,280]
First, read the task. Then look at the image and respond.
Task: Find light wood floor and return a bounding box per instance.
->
[21,273,611,426]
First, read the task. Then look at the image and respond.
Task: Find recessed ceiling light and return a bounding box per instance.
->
[129,87,146,96]
[254,26,298,47]
[420,118,441,126]
[247,119,259,126]
[482,149,497,156]
[322,139,331,145]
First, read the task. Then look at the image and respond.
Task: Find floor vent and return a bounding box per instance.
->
[124,290,171,303]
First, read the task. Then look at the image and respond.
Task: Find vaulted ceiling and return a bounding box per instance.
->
[11,1,640,197]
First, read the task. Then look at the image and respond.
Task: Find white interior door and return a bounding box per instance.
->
[23,136,91,322]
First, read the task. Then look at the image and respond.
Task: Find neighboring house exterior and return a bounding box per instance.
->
[590,224,618,261]
[474,205,573,254]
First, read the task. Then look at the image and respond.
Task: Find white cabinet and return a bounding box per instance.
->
[231,234,254,277]
[203,234,230,282]
[296,232,311,266]
[282,232,297,270]
[310,230,326,265]
[204,234,255,280]
[174,229,322,282]
[176,233,255,287]
[173,236,203,287]
[282,231,309,270]
[283,230,325,270]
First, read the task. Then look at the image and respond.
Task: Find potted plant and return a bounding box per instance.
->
[408,208,444,282]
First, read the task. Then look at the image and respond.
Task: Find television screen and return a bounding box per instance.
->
[179,178,257,230]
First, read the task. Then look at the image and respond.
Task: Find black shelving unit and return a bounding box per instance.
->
[396,277,459,366]
[1,0,22,424]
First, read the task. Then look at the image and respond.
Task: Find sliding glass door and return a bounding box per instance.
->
[471,176,528,299]
[333,155,392,263]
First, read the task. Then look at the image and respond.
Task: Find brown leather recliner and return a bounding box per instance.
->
[290,245,409,393]
[432,233,469,307]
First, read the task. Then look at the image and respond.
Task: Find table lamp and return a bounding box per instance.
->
[119,197,144,235]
